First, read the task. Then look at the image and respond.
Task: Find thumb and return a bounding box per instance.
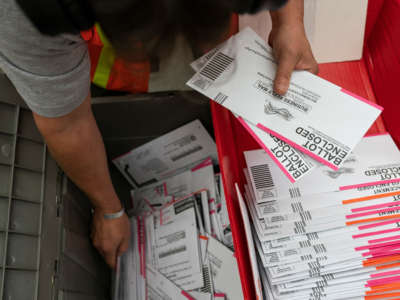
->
[273,51,298,95]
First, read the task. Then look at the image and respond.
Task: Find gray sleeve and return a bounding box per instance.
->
[0,0,91,118]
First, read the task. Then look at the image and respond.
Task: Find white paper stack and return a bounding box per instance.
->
[113,121,240,300]
[240,134,400,299]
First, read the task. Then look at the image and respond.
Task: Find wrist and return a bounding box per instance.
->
[93,197,123,214]
[270,0,304,27]
[103,208,125,220]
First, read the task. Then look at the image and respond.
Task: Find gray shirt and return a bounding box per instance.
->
[0,0,90,117]
[0,0,194,118]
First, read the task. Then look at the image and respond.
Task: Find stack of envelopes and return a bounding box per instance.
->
[187,28,400,299]
[241,134,400,299]
[113,121,243,300]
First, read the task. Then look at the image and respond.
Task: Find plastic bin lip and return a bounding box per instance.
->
[91,90,199,105]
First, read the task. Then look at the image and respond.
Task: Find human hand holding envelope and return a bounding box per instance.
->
[187,27,382,172]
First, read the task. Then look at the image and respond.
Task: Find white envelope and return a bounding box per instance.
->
[154,196,204,290]
[146,264,195,300]
[122,217,146,300]
[216,175,233,248]
[207,236,244,300]
[245,134,400,203]
[187,27,382,170]
[188,291,212,300]
[191,40,316,182]
[236,183,263,300]
[113,119,218,187]
[236,115,315,182]
[192,158,217,235]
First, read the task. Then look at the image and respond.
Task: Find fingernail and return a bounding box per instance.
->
[275,84,286,95]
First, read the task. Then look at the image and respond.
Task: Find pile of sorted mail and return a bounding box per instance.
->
[242,134,400,299]
[187,27,400,299]
[112,120,242,300]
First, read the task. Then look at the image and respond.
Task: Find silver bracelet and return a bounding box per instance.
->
[103,208,125,220]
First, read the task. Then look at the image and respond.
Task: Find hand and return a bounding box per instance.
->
[91,208,131,269]
[268,22,318,95]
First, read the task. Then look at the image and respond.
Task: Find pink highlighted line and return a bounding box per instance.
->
[369,234,400,244]
[364,250,400,259]
[214,293,226,298]
[363,245,400,257]
[352,201,400,213]
[359,218,400,230]
[256,123,339,171]
[340,178,400,191]
[181,290,195,300]
[370,269,400,278]
[352,228,400,239]
[355,240,400,251]
[163,182,168,196]
[341,88,384,111]
[191,157,212,172]
[367,275,400,287]
[237,117,295,183]
[347,206,400,219]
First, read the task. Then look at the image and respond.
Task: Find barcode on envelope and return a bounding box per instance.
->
[191,77,209,90]
[171,145,203,162]
[200,52,234,81]
[289,187,301,198]
[205,48,219,61]
[158,245,187,259]
[214,92,228,105]
[250,164,275,190]
[200,265,212,293]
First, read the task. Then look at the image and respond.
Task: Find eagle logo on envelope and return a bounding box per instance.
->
[264,102,294,121]
[324,167,355,179]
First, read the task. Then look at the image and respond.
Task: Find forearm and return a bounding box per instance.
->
[34,95,121,213]
[270,0,304,27]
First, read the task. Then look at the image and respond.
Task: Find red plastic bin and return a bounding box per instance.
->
[212,1,400,298]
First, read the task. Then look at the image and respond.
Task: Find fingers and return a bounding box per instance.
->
[118,236,130,257]
[308,59,319,75]
[91,211,131,269]
[296,56,319,75]
[273,50,298,95]
[103,245,117,269]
